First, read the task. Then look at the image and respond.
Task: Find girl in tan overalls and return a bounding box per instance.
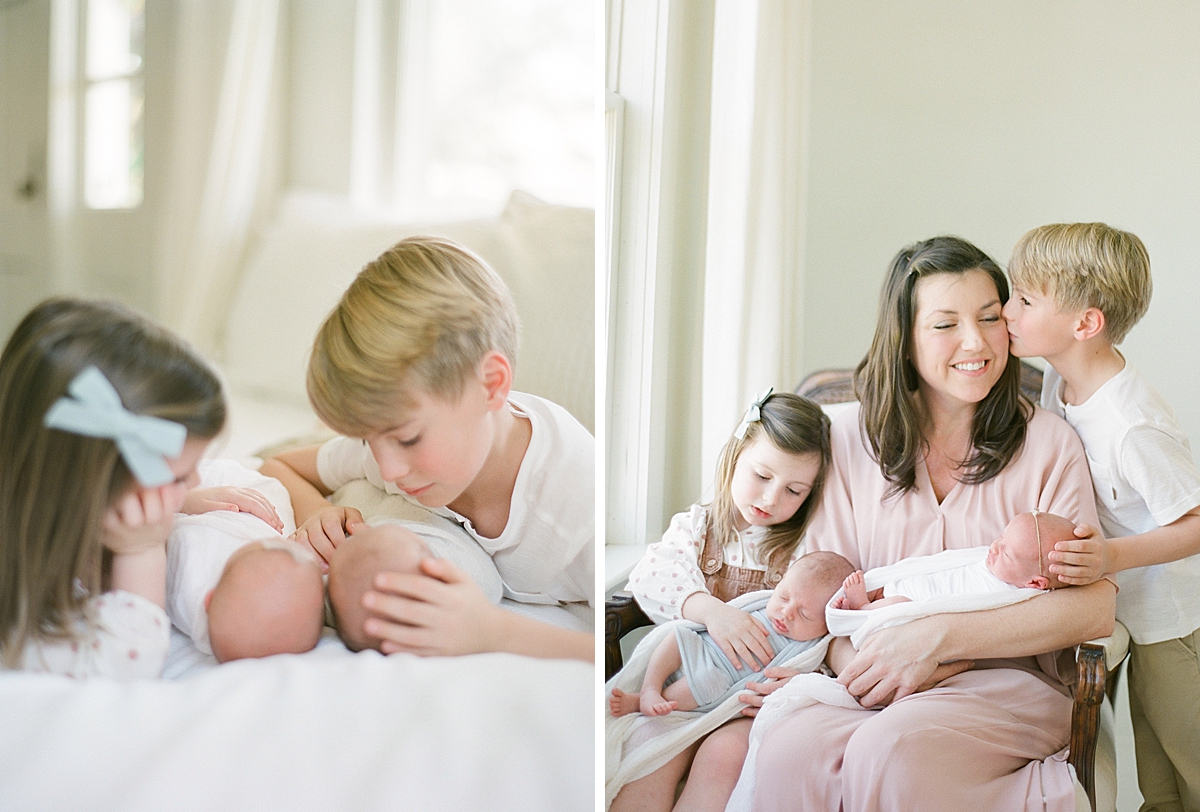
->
[627,389,831,678]
[616,389,832,812]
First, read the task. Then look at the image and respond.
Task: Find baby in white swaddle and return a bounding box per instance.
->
[833,510,1074,613]
[167,459,326,662]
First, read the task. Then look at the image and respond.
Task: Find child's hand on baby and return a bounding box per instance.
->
[363,557,498,657]
[290,506,366,572]
[102,482,189,556]
[1047,524,1110,586]
[180,486,284,532]
[700,601,775,672]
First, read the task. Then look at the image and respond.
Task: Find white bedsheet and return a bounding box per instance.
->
[0,644,592,812]
[0,466,595,812]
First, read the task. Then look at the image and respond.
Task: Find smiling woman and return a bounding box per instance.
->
[745,237,1114,812]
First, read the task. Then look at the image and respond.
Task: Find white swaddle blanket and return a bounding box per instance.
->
[166,460,298,654]
[725,546,1045,812]
[604,590,830,809]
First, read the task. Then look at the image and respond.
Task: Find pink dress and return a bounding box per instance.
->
[752,404,1101,812]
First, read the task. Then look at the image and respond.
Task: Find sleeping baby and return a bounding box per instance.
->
[609,551,854,717]
[328,518,505,651]
[169,461,505,662]
[833,510,1074,612]
[167,458,326,662]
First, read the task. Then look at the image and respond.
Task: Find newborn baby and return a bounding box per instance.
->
[610,551,855,717]
[327,519,505,652]
[836,510,1075,611]
[204,538,325,662]
[167,459,317,661]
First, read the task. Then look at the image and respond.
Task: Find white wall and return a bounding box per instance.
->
[799,0,1200,444]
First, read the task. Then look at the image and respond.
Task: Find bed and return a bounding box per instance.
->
[0,192,596,812]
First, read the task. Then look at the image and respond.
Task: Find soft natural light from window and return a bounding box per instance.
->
[418,0,592,215]
[83,0,144,210]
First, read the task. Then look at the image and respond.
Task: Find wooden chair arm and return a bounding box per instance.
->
[605,593,654,681]
[1069,642,1106,812]
[1068,622,1130,812]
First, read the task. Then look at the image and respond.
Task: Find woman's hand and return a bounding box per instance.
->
[835,617,974,708]
[362,557,499,657]
[738,666,803,716]
[103,482,189,556]
[684,594,774,671]
[1047,524,1111,586]
[290,506,366,572]
[180,486,284,532]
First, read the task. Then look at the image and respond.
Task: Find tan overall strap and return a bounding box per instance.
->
[699,516,784,601]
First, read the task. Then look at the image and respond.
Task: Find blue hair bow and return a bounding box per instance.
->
[43,366,187,487]
[734,387,774,440]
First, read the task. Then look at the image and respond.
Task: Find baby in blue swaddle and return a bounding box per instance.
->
[609,551,854,717]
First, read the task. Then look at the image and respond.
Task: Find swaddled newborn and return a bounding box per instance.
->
[167,460,325,663]
[204,538,325,662]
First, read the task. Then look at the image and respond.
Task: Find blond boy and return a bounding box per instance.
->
[261,236,593,662]
[1005,222,1200,809]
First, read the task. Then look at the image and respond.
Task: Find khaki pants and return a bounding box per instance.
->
[1129,627,1200,812]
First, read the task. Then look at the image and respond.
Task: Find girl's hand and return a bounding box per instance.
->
[1048,525,1111,585]
[700,601,775,671]
[290,506,366,572]
[836,616,973,708]
[180,486,284,532]
[102,482,189,556]
[738,666,802,716]
[362,557,499,657]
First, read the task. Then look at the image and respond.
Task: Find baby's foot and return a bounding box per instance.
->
[609,687,643,717]
[639,688,679,717]
[842,570,869,610]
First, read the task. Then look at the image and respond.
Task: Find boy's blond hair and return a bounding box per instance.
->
[1008,222,1151,345]
[308,236,520,434]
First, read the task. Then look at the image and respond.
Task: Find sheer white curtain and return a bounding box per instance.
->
[700,0,811,479]
[155,0,284,358]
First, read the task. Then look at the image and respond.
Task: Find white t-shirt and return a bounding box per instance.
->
[316,391,594,607]
[1043,361,1200,644]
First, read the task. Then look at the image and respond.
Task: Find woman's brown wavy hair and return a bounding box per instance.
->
[854,236,1030,497]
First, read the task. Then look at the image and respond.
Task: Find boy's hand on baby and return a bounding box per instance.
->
[180,486,284,532]
[739,666,803,716]
[363,557,496,657]
[290,506,366,572]
[703,602,775,672]
[1047,525,1109,586]
[102,482,188,555]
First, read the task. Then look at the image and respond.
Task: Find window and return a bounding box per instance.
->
[82,0,143,209]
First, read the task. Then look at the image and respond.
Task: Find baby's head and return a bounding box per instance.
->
[986,511,1076,590]
[306,235,519,438]
[764,551,856,641]
[327,523,431,652]
[204,539,325,663]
